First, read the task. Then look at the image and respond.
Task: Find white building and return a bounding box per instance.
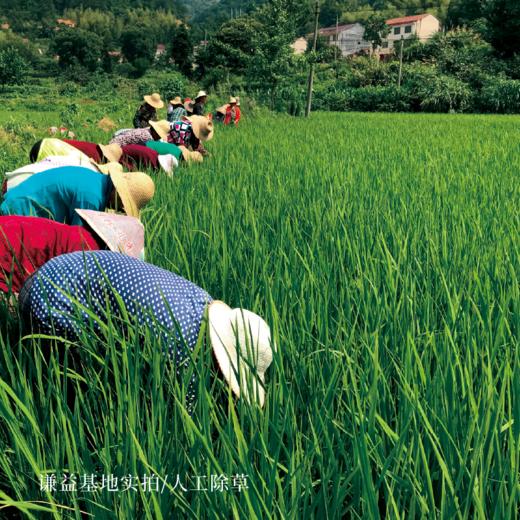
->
[291,37,308,55]
[380,14,440,55]
[318,23,371,57]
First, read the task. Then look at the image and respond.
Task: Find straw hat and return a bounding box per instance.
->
[178,145,203,164]
[148,120,171,141]
[75,209,144,258]
[143,93,164,109]
[195,90,207,100]
[109,170,155,218]
[184,115,214,142]
[94,161,124,175]
[169,96,183,106]
[157,154,179,176]
[229,97,237,104]
[98,143,122,163]
[208,301,274,407]
[216,104,229,115]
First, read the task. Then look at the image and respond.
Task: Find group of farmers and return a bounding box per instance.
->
[0,89,273,412]
[133,90,241,129]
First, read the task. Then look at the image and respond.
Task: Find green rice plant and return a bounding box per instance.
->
[0,103,518,518]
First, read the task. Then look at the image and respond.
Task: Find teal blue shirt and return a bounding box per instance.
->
[0,167,113,226]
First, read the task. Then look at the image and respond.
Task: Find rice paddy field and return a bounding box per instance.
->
[0,90,519,518]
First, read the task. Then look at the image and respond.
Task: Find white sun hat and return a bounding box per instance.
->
[157,154,179,176]
[208,300,275,407]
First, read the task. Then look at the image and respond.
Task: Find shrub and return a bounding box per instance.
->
[415,74,472,113]
[313,84,411,112]
[349,57,399,87]
[0,47,28,87]
[478,78,520,113]
[137,72,186,101]
[402,64,472,112]
[349,85,411,112]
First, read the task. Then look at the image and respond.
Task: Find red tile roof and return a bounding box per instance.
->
[319,24,356,36]
[386,14,429,26]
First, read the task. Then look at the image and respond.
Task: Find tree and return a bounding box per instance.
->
[196,16,262,78]
[121,27,156,73]
[52,28,104,71]
[246,0,300,107]
[170,24,193,77]
[0,47,28,87]
[364,14,390,55]
[485,0,520,57]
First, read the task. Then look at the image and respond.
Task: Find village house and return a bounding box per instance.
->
[155,43,166,58]
[55,18,76,29]
[380,14,440,55]
[290,37,308,55]
[318,23,371,57]
[304,13,440,59]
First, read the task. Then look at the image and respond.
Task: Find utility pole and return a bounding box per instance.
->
[305,0,320,117]
[398,35,404,88]
[334,15,338,64]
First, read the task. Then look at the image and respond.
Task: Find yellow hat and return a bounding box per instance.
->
[216,104,229,115]
[143,93,164,109]
[94,161,123,175]
[109,170,155,218]
[98,143,122,163]
[169,96,183,105]
[178,145,203,164]
[229,97,237,104]
[148,120,171,141]
[184,115,214,142]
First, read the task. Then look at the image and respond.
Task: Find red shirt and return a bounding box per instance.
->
[224,106,241,126]
[63,139,103,162]
[0,216,100,293]
[120,145,159,171]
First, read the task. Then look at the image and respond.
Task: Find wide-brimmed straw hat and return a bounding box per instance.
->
[170,96,183,106]
[148,120,171,141]
[144,93,164,109]
[94,161,124,175]
[208,301,274,407]
[98,143,122,163]
[157,154,179,176]
[109,169,155,218]
[229,97,237,104]
[216,104,228,115]
[195,90,207,100]
[75,209,144,258]
[184,115,214,142]
[178,145,203,164]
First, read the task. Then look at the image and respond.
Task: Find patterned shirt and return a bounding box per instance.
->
[133,104,157,129]
[109,128,154,147]
[167,121,197,148]
[23,251,213,409]
[167,106,187,123]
